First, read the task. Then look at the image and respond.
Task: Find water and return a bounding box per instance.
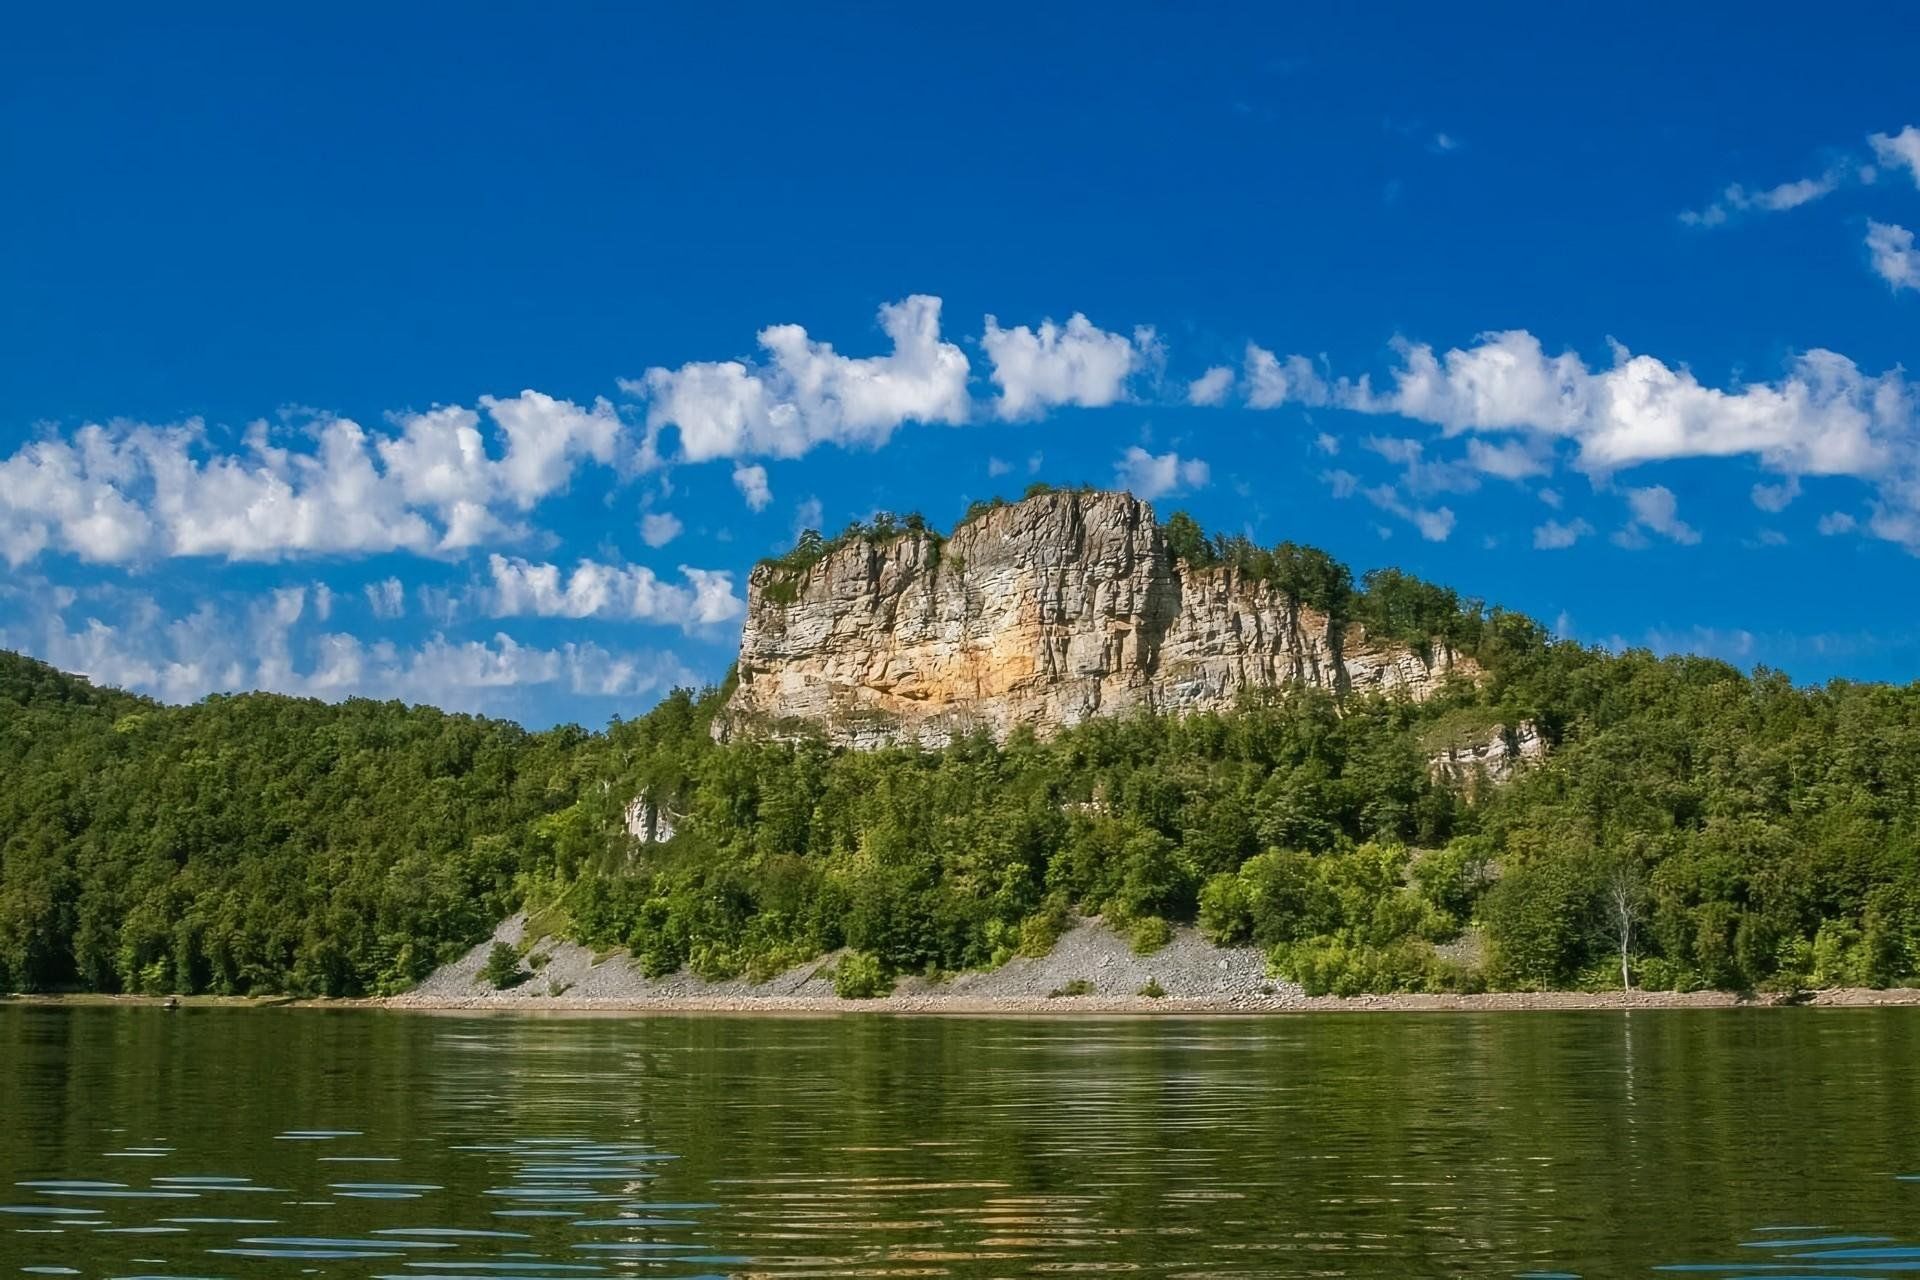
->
[3,1007,1918,1279]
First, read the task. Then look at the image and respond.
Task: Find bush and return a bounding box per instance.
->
[1272,935,1438,997]
[1048,978,1094,998]
[1138,977,1166,999]
[1017,898,1072,958]
[478,942,527,990]
[832,951,892,999]
[1128,915,1173,954]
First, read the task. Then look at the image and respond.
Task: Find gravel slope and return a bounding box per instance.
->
[393,915,1299,1011]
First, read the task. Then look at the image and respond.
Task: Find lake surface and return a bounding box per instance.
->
[3,1007,1918,1279]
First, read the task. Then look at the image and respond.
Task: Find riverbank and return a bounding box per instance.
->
[11,986,1920,1015]
[13,916,1920,1015]
[367,913,1920,1015]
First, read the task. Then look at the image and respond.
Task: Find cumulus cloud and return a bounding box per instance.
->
[1871,126,1920,186]
[1818,511,1859,536]
[1350,329,1907,479]
[1751,476,1800,513]
[1868,220,1919,291]
[634,296,970,462]
[486,556,742,628]
[0,391,634,568]
[1533,517,1594,550]
[640,512,683,547]
[1244,344,1330,409]
[731,463,772,511]
[981,313,1151,418]
[1617,485,1701,547]
[1188,366,1235,406]
[1113,447,1209,499]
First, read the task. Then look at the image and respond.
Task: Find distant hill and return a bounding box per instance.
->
[3,498,1918,1000]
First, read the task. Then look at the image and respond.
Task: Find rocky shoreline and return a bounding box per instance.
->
[13,915,1920,1015]
[364,914,1920,1016]
[12,986,1920,1016]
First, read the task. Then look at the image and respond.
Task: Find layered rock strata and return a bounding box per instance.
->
[718,489,1477,748]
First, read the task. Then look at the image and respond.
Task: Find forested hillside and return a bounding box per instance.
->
[0,654,585,995]
[4,511,1920,998]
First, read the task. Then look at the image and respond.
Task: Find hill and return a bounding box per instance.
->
[3,494,1919,999]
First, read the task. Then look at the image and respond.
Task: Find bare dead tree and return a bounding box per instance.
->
[1600,863,1648,991]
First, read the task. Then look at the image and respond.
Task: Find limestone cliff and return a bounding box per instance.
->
[717,489,1477,748]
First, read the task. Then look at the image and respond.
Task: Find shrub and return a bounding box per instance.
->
[478,942,527,990]
[1129,915,1173,954]
[1048,978,1094,998]
[1138,977,1166,999]
[1271,935,1438,997]
[1017,898,1072,957]
[832,951,892,999]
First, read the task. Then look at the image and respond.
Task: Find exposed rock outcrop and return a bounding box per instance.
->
[1427,721,1547,787]
[717,489,1477,748]
[623,792,679,845]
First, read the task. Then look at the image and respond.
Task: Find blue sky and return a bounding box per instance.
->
[4,5,1919,726]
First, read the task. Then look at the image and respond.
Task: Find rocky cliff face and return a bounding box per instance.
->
[717,490,1477,748]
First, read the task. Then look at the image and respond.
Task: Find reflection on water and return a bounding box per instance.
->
[1,1007,1917,1279]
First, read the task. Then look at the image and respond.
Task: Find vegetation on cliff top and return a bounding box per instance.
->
[3,500,1919,999]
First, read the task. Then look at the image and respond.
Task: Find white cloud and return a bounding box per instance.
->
[633,295,970,462]
[1188,366,1235,406]
[1341,481,1454,541]
[1751,476,1800,513]
[1533,517,1594,550]
[1114,447,1209,499]
[1314,432,1340,455]
[479,391,623,509]
[640,511,683,547]
[1466,437,1551,480]
[986,456,1013,477]
[0,580,696,718]
[366,577,406,619]
[1818,511,1859,535]
[486,555,743,628]
[1871,126,1920,186]
[0,389,636,568]
[1619,485,1701,546]
[1867,220,1919,291]
[1244,343,1330,409]
[1363,436,1479,496]
[1680,168,1845,227]
[1353,330,1906,479]
[731,463,773,512]
[981,313,1150,418]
